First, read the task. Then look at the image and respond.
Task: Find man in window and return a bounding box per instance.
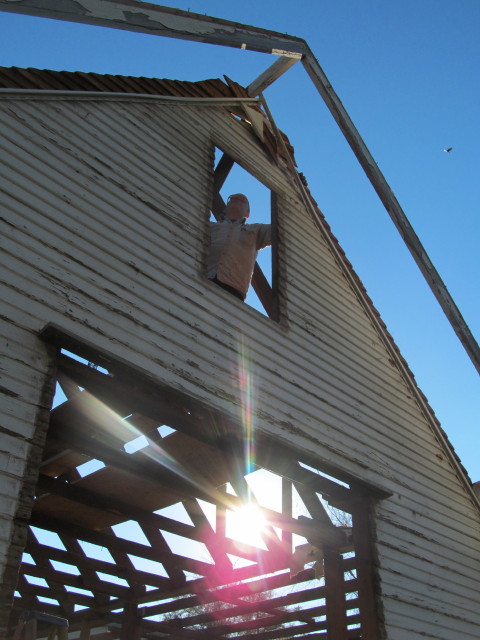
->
[208,194,271,301]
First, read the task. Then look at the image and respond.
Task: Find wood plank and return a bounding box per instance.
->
[140,563,357,619]
[324,548,348,639]
[26,532,72,618]
[0,1,307,57]
[270,189,281,321]
[140,523,186,588]
[228,474,286,558]
[54,351,388,503]
[302,50,480,376]
[19,564,102,604]
[281,477,293,551]
[35,474,303,571]
[46,419,217,506]
[36,474,199,540]
[182,498,233,580]
[351,501,382,639]
[293,480,338,529]
[212,152,234,194]
[247,56,299,97]
[55,534,112,609]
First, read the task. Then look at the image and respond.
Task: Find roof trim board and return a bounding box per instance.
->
[0,0,307,56]
[0,88,260,105]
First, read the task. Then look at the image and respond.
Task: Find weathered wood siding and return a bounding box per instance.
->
[1,94,479,638]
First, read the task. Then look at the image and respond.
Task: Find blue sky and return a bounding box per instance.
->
[1,1,479,482]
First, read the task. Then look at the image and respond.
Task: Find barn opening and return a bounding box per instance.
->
[7,325,388,639]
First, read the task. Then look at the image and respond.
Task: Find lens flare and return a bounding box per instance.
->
[228,503,267,548]
[237,337,255,476]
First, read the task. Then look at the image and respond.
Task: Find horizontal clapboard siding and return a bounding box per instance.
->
[1,94,479,639]
[0,321,55,621]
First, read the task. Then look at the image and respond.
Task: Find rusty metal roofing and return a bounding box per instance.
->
[0,65,237,97]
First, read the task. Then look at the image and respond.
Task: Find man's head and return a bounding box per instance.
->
[224,193,250,221]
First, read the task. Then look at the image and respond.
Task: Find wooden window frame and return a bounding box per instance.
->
[210,149,280,321]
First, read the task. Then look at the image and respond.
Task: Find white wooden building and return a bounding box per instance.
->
[0,62,479,640]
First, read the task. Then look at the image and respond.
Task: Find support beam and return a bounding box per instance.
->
[302,49,480,375]
[0,0,306,57]
[351,500,382,639]
[323,548,348,640]
[247,56,299,97]
[213,153,235,194]
[120,603,141,640]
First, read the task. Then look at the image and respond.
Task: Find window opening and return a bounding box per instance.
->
[210,147,279,320]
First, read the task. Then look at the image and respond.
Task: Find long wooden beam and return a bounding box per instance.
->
[0,0,306,56]
[247,56,299,97]
[301,49,480,375]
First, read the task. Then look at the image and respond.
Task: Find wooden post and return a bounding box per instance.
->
[281,477,292,552]
[79,618,92,640]
[120,603,141,640]
[12,620,25,640]
[270,191,280,322]
[351,500,381,639]
[324,547,348,640]
[25,619,36,640]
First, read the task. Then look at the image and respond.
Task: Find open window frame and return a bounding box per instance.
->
[210,148,281,322]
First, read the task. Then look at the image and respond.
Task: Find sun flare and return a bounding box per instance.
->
[228,504,267,548]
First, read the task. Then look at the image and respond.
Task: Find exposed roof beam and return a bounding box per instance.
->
[0,0,306,57]
[247,55,299,97]
[302,49,480,376]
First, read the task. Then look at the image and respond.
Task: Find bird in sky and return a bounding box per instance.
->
[443,147,453,153]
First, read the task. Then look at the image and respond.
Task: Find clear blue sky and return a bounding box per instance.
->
[1,1,479,482]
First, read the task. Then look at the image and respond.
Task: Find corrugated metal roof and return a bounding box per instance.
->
[0,65,236,97]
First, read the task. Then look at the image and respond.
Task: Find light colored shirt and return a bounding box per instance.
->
[208,219,271,297]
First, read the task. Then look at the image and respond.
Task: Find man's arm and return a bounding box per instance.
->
[255,223,272,249]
